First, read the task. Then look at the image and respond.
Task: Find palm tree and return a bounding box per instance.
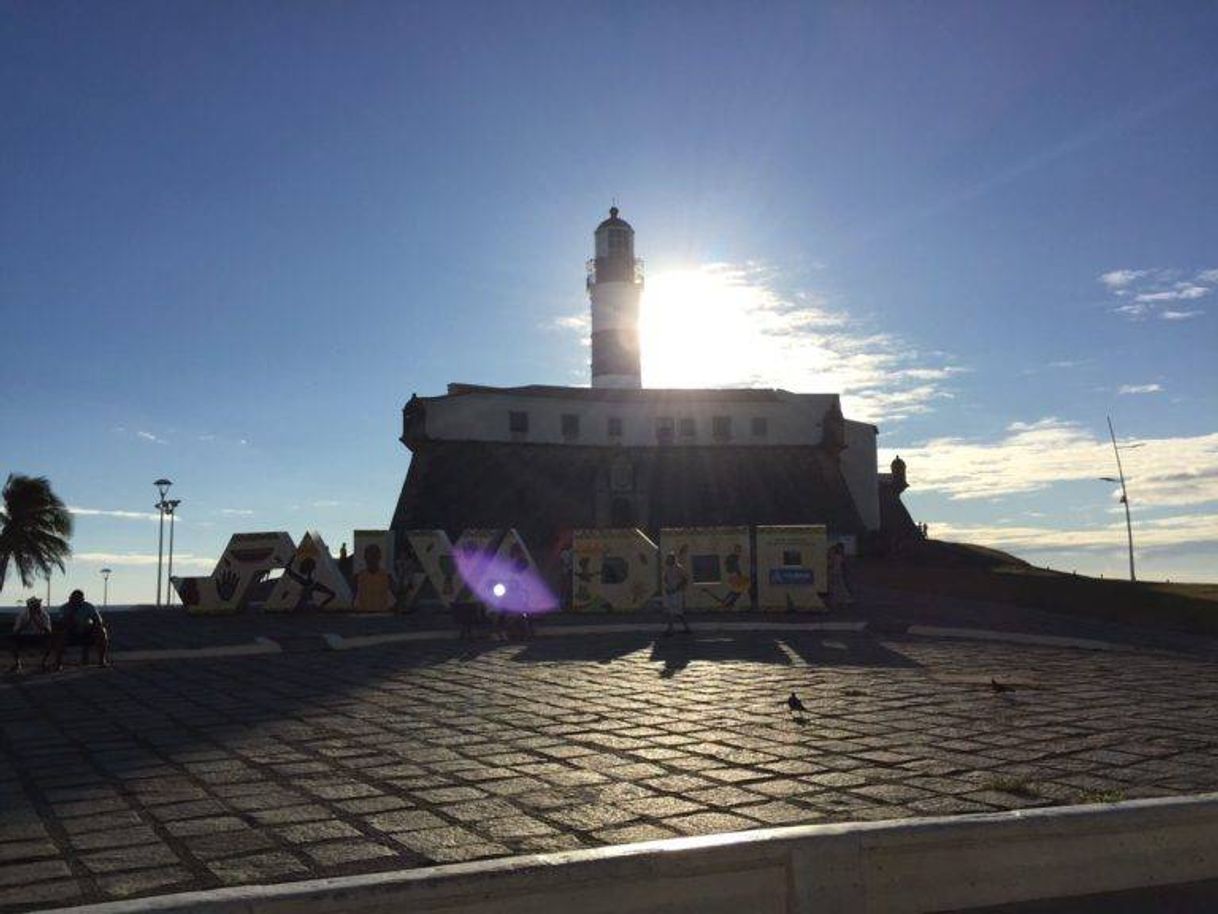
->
[0,474,73,591]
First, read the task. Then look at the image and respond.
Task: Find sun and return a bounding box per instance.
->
[639,266,778,389]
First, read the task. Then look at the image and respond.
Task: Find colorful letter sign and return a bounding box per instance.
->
[658,527,752,610]
[754,525,827,611]
[571,528,659,612]
[174,531,296,615]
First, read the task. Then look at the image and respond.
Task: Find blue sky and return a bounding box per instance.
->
[2,1,1216,606]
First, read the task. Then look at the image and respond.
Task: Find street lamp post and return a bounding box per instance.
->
[1099,415,1138,582]
[164,499,181,606]
[100,567,112,607]
[154,478,173,607]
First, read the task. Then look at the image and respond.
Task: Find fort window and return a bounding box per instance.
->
[712,415,732,440]
[751,417,768,438]
[561,413,580,439]
[509,411,529,434]
[691,554,721,584]
[607,416,623,437]
[656,416,675,444]
[679,417,696,438]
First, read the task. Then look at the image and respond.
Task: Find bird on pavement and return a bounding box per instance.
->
[990,678,1014,694]
[787,692,807,713]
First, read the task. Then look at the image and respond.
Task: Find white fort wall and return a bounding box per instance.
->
[415,388,844,449]
[843,419,880,531]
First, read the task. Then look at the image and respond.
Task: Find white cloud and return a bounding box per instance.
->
[1117,383,1162,395]
[69,506,162,522]
[884,418,1218,507]
[1135,285,1209,303]
[219,508,254,516]
[1100,269,1147,289]
[136,430,168,445]
[311,499,343,508]
[71,552,215,569]
[1102,269,1211,320]
[550,314,590,331]
[932,512,1218,553]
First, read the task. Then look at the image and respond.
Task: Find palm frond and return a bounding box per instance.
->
[0,474,73,590]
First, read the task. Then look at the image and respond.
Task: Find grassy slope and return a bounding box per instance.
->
[859,539,1218,635]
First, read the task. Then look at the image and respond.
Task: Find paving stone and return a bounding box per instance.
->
[593,823,680,844]
[436,799,521,823]
[249,804,333,825]
[145,799,230,821]
[335,795,412,815]
[392,826,509,863]
[97,866,194,899]
[79,843,180,874]
[621,796,704,818]
[183,829,277,860]
[736,801,818,825]
[303,839,398,867]
[0,837,59,863]
[511,833,587,853]
[415,786,487,804]
[480,815,558,840]
[547,804,639,831]
[0,857,72,887]
[0,878,81,908]
[366,809,450,833]
[208,851,309,883]
[661,812,760,836]
[164,816,248,838]
[51,797,131,818]
[277,820,363,844]
[687,785,766,807]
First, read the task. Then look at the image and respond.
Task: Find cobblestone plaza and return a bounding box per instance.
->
[3,622,1217,912]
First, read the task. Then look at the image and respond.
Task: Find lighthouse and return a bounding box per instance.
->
[587,207,643,388]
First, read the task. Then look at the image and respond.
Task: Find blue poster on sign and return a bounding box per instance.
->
[769,568,814,587]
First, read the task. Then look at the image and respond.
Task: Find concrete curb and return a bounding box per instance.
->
[112,638,282,663]
[91,621,1173,663]
[39,794,1218,914]
[320,620,868,651]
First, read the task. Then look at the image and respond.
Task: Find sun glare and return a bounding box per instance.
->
[640,267,773,389]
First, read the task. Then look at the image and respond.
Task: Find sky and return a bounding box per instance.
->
[2,1,1216,606]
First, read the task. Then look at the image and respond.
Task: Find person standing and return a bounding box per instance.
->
[51,589,110,669]
[10,596,52,671]
[827,543,853,608]
[661,552,691,636]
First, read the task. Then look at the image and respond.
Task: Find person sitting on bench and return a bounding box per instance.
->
[51,589,110,670]
[10,596,52,672]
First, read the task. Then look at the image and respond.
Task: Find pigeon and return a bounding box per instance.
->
[990,678,1014,694]
[787,692,807,713]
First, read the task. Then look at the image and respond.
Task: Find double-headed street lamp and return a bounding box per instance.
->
[1098,415,1142,583]
[154,478,173,607]
[100,567,112,607]
[164,499,181,606]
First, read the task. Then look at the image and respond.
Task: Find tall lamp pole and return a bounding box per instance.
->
[164,499,181,606]
[100,568,112,607]
[1099,415,1138,582]
[154,478,173,606]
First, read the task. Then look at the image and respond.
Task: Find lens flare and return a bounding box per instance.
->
[452,548,559,615]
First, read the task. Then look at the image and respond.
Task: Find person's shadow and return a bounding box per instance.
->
[651,636,691,679]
